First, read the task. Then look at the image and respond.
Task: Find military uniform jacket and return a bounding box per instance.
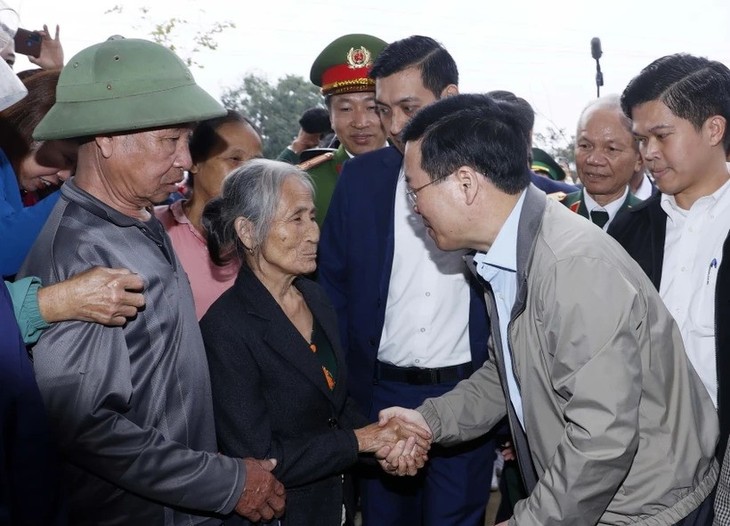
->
[561,188,643,218]
[307,145,349,226]
[19,180,244,525]
[419,185,719,525]
[275,145,349,226]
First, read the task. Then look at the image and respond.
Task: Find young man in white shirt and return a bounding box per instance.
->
[608,53,730,523]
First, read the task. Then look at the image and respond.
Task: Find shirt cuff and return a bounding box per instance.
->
[9,276,50,345]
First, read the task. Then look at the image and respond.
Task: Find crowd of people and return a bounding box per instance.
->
[2,18,730,526]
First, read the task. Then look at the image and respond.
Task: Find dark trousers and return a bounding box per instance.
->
[674,489,714,526]
[359,378,495,526]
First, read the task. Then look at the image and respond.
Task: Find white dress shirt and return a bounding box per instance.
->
[659,178,730,407]
[378,168,472,368]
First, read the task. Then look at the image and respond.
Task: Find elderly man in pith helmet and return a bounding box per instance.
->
[18,38,286,525]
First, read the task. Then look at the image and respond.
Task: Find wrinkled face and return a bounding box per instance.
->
[258,176,319,277]
[17,140,77,192]
[376,67,440,153]
[328,92,386,156]
[575,106,641,204]
[192,121,263,203]
[105,126,193,209]
[404,139,463,251]
[632,100,722,203]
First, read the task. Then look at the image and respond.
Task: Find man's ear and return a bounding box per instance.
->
[705,115,727,148]
[234,216,256,252]
[95,135,115,159]
[441,84,459,98]
[453,165,479,205]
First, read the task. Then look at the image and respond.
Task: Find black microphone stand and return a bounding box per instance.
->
[595,58,604,98]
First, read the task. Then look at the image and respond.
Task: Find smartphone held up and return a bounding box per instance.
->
[14,27,41,58]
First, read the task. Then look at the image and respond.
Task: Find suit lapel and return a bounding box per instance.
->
[298,279,349,408]
[647,196,667,288]
[372,147,403,297]
[235,267,338,402]
[333,145,350,174]
[622,191,644,210]
[562,190,586,217]
[575,191,590,218]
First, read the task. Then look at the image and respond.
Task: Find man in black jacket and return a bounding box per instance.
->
[609,53,730,523]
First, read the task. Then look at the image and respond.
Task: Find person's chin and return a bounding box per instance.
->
[425,225,441,244]
[151,189,175,205]
[346,141,377,156]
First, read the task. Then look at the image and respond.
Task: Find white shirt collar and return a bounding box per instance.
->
[584,186,628,218]
[473,190,526,274]
[661,177,730,219]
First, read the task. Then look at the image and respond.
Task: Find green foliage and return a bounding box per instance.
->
[222,74,325,159]
[105,5,234,68]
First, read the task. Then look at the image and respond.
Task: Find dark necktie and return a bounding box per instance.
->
[590,210,609,229]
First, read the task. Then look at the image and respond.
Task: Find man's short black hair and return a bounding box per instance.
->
[621,53,730,153]
[298,106,332,135]
[370,35,458,98]
[486,90,535,158]
[402,93,531,194]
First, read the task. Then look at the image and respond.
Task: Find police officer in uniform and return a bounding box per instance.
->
[280,34,388,226]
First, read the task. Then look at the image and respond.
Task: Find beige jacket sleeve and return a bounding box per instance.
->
[418,349,506,445]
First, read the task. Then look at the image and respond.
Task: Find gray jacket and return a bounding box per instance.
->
[19,180,245,525]
[419,185,718,525]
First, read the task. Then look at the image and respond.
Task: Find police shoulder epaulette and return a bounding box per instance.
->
[297,152,335,171]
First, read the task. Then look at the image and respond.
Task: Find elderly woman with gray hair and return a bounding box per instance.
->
[200,159,429,526]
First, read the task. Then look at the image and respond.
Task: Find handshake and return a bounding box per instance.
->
[355,406,433,477]
[232,407,432,523]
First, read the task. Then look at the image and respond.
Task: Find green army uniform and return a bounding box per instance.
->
[276,148,299,164]
[304,145,350,226]
[275,146,346,225]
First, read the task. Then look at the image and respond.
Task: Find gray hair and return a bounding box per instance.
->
[204,158,314,265]
[576,94,637,151]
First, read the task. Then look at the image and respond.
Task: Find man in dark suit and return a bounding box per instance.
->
[318,35,494,526]
[608,53,730,522]
[563,95,645,231]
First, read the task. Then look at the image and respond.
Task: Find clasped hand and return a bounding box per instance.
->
[355,407,433,476]
[235,458,286,523]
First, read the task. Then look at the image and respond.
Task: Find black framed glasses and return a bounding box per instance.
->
[406,174,450,207]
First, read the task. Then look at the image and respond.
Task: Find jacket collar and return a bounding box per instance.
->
[232,265,346,404]
[62,177,149,228]
[464,184,545,310]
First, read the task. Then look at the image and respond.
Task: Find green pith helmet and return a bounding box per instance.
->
[33,38,225,140]
[531,147,567,181]
[309,33,388,97]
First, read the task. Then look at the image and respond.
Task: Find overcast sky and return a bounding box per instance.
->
[8,0,730,144]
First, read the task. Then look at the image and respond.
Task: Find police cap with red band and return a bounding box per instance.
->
[309,33,388,97]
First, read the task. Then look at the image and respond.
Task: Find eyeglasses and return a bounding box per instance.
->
[406,174,450,207]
